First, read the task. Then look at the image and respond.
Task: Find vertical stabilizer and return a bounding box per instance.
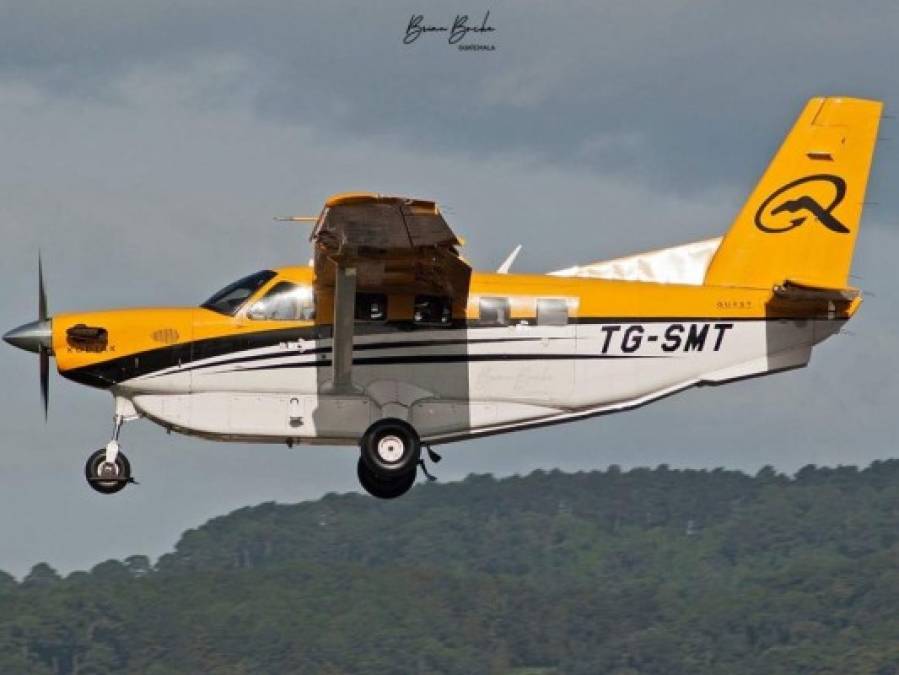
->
[704,97,882,289]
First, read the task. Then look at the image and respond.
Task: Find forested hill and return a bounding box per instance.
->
[5,461,899,674]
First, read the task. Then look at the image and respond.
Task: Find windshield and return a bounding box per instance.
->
[200,270,277,316]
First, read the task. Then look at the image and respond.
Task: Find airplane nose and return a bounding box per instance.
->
[3,319,52,354]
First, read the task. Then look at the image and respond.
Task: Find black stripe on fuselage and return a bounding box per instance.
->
[224,352,664,373]
[153,336,564,378]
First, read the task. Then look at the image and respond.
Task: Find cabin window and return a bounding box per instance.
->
[537,298,569,326]
[247,281,316,321]
[414,295,452,327]
[356,293,388,322]
[478,297,511,327]
[201,270,277,316]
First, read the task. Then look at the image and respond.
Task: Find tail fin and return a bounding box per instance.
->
[704,97,882,289]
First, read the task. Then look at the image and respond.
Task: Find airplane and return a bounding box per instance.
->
[3,96,882,499]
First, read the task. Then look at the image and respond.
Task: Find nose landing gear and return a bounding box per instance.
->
[85,414,135,494]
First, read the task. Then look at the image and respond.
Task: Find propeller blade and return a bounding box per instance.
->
[38,252,47,322]
[38,253,49,419]
[40,345,49,420]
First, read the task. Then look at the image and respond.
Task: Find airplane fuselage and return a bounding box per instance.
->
[50,267,854,446]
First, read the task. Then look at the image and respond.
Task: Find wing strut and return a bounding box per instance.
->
[331,265,357,392]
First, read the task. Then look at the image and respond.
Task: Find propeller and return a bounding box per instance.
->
[38,254,49,420]
[2,254,54,419]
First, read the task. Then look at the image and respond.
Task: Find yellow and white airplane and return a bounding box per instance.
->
[4,96,882,498]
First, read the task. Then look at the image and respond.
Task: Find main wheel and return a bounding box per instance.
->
[360,418,421,478]
[85,448,131,495]
[357,458,416,500]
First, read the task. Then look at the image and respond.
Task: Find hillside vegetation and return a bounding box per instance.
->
[4,461,899,674]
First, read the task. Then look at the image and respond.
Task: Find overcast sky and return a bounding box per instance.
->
[1,0,898,577]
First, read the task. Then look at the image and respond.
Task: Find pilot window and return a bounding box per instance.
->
[247,281,316,321]
[356,293,388,322]
[201,270,277,316]
[537,298,569,326]
[414,295,452,327]
[478,297,511,327]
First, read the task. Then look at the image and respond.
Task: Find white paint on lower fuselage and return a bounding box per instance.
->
[120,318,844,446]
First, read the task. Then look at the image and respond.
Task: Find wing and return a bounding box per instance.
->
[310,193,471,392]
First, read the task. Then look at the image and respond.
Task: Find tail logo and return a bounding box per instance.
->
[755,174,849,234]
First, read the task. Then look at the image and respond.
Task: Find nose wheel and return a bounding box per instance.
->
[85,447,132,494]
[84,413,135,494]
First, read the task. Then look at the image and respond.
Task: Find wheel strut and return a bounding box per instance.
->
[105,414,124,465]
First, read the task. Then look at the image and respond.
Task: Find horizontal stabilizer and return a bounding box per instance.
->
[773,279,860,302]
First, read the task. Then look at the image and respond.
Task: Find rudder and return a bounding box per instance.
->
[704,97,882,289]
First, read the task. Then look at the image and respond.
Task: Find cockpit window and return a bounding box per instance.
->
[247,281,316,321]
[200,270,276,316]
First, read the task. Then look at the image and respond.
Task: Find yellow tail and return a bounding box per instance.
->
[704,97,882,289]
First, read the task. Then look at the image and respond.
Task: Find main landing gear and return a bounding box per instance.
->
[85,414,134,494]
[356,418,441,499]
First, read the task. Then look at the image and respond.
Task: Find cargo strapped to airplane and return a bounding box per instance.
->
[309,192,472,391]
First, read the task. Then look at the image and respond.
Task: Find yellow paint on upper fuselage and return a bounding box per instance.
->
[52,264,859,375]
[468,272,859,321]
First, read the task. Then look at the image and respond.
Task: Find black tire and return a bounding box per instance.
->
[360,418,421,478]
[357,458,416,499]
[85,448,131,495]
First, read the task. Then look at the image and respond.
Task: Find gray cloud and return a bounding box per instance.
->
[3,1,898,191]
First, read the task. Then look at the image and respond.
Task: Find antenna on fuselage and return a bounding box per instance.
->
[274,215,318,223]
[497,244,522,274]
